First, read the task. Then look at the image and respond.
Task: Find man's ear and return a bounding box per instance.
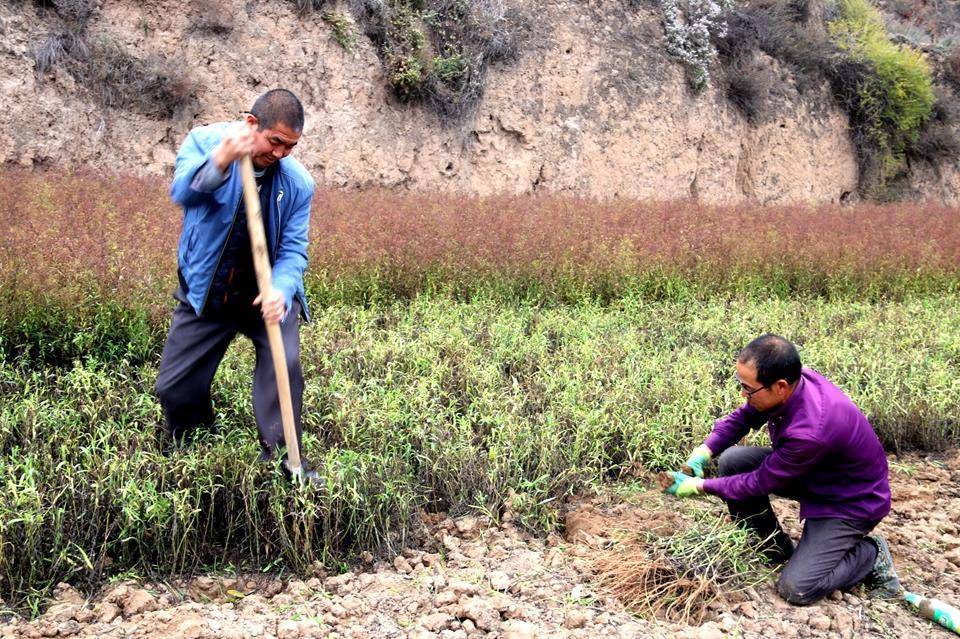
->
[774,379,791,395]
[244,113,260,129]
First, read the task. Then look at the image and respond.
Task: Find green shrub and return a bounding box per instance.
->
[348,0,527,121]
[827,0,935,187]
[321,10,357,52]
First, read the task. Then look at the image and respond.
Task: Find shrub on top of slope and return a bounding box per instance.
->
[827,0,936,191]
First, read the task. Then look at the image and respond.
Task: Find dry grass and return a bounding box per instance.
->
[593,508,771,624]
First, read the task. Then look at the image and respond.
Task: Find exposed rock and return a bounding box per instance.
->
[500,619,538,639]
[454,517,479,537]
[489,571,511,592]
[393,555,413,573]
[564,608,592,629]
[121,589,158,617]
[277,619,300,639]
[95,602,120,623]
[420,612,455,632]
[457,597,500,631]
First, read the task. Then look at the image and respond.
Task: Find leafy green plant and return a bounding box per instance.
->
[827,0,935,189]
[322,10,357,52]
[348,0,526,121]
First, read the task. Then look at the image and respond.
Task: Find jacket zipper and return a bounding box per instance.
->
[199,200,241,316]
[274,189,283,259]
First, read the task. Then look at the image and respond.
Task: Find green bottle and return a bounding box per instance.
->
[904,591,960,635]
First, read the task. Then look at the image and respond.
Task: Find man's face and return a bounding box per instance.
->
[247,115,301,169]
[735,360,791,412]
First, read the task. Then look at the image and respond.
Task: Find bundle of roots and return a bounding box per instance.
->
[592,505,771,624]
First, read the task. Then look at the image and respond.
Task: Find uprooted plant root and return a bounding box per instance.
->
[592,507,772,624]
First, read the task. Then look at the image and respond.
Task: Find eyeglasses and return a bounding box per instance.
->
[735,374,770,398]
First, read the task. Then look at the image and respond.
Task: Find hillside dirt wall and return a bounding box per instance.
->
[1,0,957,204]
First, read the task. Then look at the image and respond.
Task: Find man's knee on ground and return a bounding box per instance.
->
[776,573,823,606]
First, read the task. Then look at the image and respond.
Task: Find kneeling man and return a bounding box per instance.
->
[666,334,899,605]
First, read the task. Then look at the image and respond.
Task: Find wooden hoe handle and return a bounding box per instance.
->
[240,156,302,475]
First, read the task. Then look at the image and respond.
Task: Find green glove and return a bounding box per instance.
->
[666,471,704,498]
[684,444,712,478]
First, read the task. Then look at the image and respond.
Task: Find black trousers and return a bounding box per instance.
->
[716,446,880,605]
[154,296,304,457]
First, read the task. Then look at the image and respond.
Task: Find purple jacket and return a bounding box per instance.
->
[702,368,891,521]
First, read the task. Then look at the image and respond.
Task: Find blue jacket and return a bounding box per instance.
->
[170,122,315,319]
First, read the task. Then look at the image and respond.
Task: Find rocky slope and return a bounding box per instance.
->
[3,0,956,204]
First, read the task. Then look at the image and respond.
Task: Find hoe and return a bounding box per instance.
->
[239,155,303,482]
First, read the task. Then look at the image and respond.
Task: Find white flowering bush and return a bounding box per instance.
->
[660,0,735,90]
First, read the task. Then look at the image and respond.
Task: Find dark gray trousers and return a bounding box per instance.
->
[717,446,880,605]
[154,296,303,457]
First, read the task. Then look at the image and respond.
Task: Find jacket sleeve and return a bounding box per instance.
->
[170,129,231,208]
[272,177,315,312]
[703,403,768,457]
[702,434,827,501]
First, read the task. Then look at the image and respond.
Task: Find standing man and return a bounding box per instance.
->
[155,88,315,478]
[666,334,899,605]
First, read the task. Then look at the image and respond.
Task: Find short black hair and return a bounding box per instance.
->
[738,334,802,386]
[250,88,304,133]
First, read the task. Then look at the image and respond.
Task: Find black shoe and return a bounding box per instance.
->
[866,534,901,598]
[760,531,795,565]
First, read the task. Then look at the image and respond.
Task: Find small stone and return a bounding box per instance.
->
[435,590,459,607]
[43,603,80,623]
[828,590,842,601]
[695,622,724,639]
[277,619,300,639]
[394,556,413,573]
[458,597,499,631]
[360,551,375,564]
[500,620,537,639]
[461,619,476,633]
[810,614,831,631]
[455,517,479,537]
[420,612,454,632]
[564,608,592,629]
[96,602,120,623]
[56,621,81,636]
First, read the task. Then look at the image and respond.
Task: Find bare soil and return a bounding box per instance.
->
[4,452,958,639]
